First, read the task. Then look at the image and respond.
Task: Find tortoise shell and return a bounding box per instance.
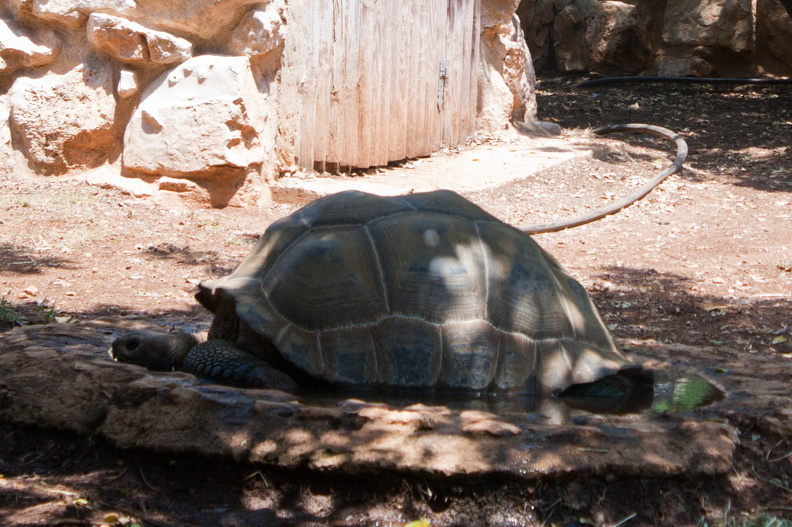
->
[196,190,634,394]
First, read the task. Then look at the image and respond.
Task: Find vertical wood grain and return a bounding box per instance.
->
[296,0,481,170]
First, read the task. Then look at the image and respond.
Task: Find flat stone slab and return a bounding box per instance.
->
[271,136,608,203]
[0,321,741,480]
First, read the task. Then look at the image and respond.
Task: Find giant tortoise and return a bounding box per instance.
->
[112,189,642,396]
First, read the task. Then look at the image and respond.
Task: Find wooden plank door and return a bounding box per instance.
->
[292,0,481,171]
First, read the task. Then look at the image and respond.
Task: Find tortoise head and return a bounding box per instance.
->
[111,330,199,371]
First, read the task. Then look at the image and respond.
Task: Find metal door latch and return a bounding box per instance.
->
[438,59,449,111]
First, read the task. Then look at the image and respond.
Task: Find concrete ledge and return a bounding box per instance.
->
[271,136,607,204]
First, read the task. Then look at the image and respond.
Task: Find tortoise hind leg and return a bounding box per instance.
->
[560,369,655,414]
[182,339,297,391]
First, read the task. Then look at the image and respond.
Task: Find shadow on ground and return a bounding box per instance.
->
[589,266,790,353]
[0,245,75,275]
[537,79,792,193]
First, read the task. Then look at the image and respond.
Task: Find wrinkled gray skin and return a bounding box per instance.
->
[111,330,297,390]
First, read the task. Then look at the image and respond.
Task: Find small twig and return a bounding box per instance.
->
[540,498,562,527]
[20,452,46,466]
[723,500,732,527]
[579,448,610,453]
[766,437,792,463]
[105,466,129,482]
[138,465,162,493]
[752,465,792,493]
[92,498,192,527]
[34,482,79,497]
[242,470,270,487]
[611,512,637,527]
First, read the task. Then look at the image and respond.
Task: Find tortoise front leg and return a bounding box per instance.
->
[182,340,297,391]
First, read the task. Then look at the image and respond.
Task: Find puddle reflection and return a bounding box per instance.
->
[300,370,724,426]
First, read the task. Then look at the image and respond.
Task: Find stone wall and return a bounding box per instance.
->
[518,0,792,77]
[0,0,538,207]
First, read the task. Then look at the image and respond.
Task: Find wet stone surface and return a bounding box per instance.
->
[0,320,745,480]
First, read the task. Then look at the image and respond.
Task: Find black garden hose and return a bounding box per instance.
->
[518,123,688,234]
[576,76,792,88]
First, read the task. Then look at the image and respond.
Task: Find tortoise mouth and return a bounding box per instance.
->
[110,344,144,366]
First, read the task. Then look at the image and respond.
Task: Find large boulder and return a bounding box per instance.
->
[553,2,587,72]
[478,0,538,132]
[122,55,271,207]
[516,0,556,71]
[584,1,652,74]
[8,57,119,174]
[756,0,792,74]
[0,17,60,77]
[228,3,285,59]
[663,0,754,55]
[522,0,792,77]
[130,0,262,41]
[10,0,137,29]
[11,0,261,40]
[86,12,192,66]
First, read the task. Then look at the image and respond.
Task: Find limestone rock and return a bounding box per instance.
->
[116,67,138,98]
[15,0,262,40]
[553,3,587,72]
[87,13,191,66]
[123,55,269,206]
[524,0,785,76]
[478,4,538,133]
[584,1,652,74]
[0,95,16,173]
[12,0,137,29]
[482,0,520,28]
[8,57,119,174]
[756,0,792,74]
[128,0,263,41]
[663,0,754,55]
[516,0,555,70]
[0,17,60,75]
[656,56,714,77]
[229,3,285,58]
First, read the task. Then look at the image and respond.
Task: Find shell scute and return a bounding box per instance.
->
[372,316,443,389]
[262,226,388,331]
[318,326,377,385]
[440,321,499,391]
[368,212,488,324]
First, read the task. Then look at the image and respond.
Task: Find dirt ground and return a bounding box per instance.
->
[1,76,791,526]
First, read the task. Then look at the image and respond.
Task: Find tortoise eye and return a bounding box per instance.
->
[125,337,140,350]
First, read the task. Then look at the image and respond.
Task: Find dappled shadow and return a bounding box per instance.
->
[0,245,75,275]
[536,77,792,193]
[0,417,741,526]
[0,300,208,335]
[141,242,239,277]
[0,316,738,526]
[0,295,780,526]
[1,191,787,525]
[587,266,791,352]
